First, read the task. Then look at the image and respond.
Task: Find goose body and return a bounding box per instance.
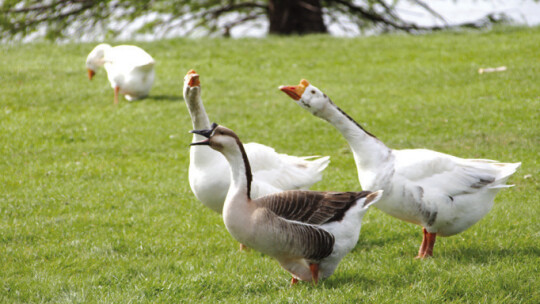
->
[191,124,382,283]
[183,70,330,214]
[86,44,155,104]
[280,79,520,258]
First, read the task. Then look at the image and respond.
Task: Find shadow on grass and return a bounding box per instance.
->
[443,245,540,264]
[148,95,182,102]
[358,230,418,250]
[322,273,381,289]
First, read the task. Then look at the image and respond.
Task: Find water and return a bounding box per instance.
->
[22,0,540,42]
[236,0,540,38]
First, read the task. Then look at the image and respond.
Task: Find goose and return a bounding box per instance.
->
[190,123,383,284]
[183,70,330,214]
[86,44,155,104]
[280,79,521,258]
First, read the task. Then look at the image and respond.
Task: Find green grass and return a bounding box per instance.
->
[1,26,538,303]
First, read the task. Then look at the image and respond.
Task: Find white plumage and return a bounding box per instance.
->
[280,79,520,258]
[86,44,155,104]
[183,71,330,214]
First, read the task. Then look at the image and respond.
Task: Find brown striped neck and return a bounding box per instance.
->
[216,128,253,201]
[234,136,253,200]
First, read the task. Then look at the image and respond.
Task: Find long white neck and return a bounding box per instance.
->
[185,88,211,141]
[186,88,219,172]
[320,102,392,172]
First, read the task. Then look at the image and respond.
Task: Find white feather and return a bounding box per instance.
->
[183,71,330,213]
[283,81,520,241]
[86,44,155,101]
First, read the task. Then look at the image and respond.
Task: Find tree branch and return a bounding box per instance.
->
[330,0,429,32]
[408,0,448,26]
[205,2,268,19]
[223,12,264,37]
[11,1,100,31]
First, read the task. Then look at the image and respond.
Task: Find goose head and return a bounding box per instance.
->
[183,69,201,102]
[190,123,242,155]
[279,79,331,117]
[86,43,111,80]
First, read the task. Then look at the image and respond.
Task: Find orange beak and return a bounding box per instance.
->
[87,69,95,80]
[279,79,310,100]
[186,69,200,87]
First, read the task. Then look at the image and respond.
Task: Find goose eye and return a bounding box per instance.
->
[311,90,316,94]
[323,94,327,98]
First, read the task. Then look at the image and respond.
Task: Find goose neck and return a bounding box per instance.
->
[221,141,253,201]
[185,92,211,137]
[323,103,391,169]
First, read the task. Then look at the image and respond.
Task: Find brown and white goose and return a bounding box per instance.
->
[280,79,521,258]
[184,70,330,214]
[190,123,383,284]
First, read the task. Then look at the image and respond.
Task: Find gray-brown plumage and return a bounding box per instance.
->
[260,190,372,224]
[190,124,383,284]
[261,208,335,261]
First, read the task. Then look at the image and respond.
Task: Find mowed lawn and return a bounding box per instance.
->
[1,26,538,303]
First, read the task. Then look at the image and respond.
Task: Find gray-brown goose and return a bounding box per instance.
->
[190,123,383,284]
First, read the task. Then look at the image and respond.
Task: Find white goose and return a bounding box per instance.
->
[183,70,330,214]
[86,44,155,104]
[280,79,521,258]
[190,124,383,284]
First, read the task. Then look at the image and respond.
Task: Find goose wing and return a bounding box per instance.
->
[261,208,335,261]
[245,143,329,194]
[257,190,371,225]
[106,45,155,68]
[394,149,520,198]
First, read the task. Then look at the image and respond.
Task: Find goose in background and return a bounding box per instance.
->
[183,70,330,214]
[190,123,383,284]
[86,44,155,104]
[280,79,520,258]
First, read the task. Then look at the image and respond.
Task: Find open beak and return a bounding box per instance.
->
[189,123,218,146]
[189,74,200,87]
[186,69,200,87]
[279,79,309,100]
[87,69,95,80]
[189,138,210,146]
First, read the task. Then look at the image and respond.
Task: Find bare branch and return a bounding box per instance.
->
[223,12,264,37]
[205,2,268,19]
[11,1,96,31]
[6,0,91,13]
[330,0,430,32]
[408,0,448,26]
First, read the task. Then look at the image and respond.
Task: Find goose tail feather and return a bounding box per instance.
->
[489,162,521,189]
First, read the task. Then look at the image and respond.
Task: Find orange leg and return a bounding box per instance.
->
[114,86,120,104]
[416,228,437,258]
[291,277,298,286]
[416,228,428,259]
[309,263,319,285]
[239,243,248,251]
[424,232,437,257]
